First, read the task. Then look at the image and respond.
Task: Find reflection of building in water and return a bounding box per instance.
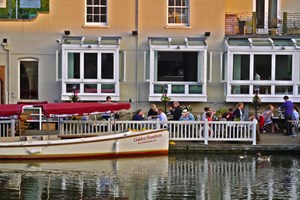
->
[0,156,168,199]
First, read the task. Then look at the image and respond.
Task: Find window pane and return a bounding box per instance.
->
[87,15,93,22]
[171,85,185,94]
[275,86,293,95]
[169,0,175,6]
[20,61,38,100]
[100,15,106,22]
[233,55,250,80]
[154,85,163,94]
[68,53,80,79]
[189,85,202,94]
[84,53,97,79]
[95,16,100,22]
[95,0,100,5]
[94,7,100,14]
[101,7,106,14]
[87,0,93,5]
[275,55,292,80]
[258,85,271,94]
[84,84,97,93]
[101,53,114,79]
[87,7,92,14]
[66,84,80,93]
[254,55,271,80]
[101,84,115,93]
[231,85,249,94]
[157,52,197,82]
[101,0,106,5]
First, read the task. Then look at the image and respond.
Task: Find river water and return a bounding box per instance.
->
[0,153,299,199]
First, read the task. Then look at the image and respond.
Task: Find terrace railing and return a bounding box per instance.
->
[0,119,15,137]
[59,119,258,145]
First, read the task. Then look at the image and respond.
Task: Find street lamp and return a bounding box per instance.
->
[161,84,169,113]
[72,84,77,97]
[253,73,261,119]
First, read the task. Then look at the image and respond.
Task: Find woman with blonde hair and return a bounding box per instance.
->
[147,104,158,118]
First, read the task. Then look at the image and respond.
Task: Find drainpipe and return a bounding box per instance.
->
[1,39,10,104]
[134,0,139,110]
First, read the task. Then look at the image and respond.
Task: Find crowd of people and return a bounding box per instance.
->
[128,95,299,137]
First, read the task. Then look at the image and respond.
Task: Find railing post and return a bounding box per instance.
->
[204,119,208,145]
[252,119,257,145]
[283,12,287,35]
[156,118,160,129]
[11,119,15,137]
[252,12,257,34]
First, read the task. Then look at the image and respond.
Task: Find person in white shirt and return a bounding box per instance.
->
[157,108,168,128]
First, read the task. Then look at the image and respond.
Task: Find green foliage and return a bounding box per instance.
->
[0,0,49,19]
[214,107,227,117]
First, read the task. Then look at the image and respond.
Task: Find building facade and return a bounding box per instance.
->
[0,0,300,112]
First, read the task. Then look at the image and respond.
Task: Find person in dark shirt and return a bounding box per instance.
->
[132,109,145,120]
[169,101,183,120]
[147,104,158,118]
[279,95,294,136]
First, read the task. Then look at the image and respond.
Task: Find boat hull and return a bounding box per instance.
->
[0,129,169,159]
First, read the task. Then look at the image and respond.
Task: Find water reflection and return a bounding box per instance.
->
[0,154,300,199]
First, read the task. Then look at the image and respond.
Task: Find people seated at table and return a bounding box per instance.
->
[147,104,158,118]
[259,104,275,133]
[202,107,211,121]
[169,101,183,120]
[179,109,195,121]
[221,108,234,121]
[132,109,145,120]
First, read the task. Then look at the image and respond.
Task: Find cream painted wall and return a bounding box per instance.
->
[281,0,300,12]
[225,0,252,12]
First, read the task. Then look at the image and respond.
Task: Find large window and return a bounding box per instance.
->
[67,52,115,80]
[156,52,197,82]
[20,60,39,100]
[168,0,189,25]
[86,0,107,25]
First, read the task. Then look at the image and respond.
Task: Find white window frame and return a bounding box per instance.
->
[85,0,108,26]
[148,45,207,102]
[225,49,298,102]
[61,47,120,101]
[167,0,190,27]
[56,50,62,81]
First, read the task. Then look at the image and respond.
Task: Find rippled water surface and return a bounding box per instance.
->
[0,154,300,199]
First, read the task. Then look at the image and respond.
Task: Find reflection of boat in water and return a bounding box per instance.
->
[0,156,169,199]
[0,102,169,159]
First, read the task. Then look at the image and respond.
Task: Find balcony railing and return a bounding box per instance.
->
[225,12,300,36]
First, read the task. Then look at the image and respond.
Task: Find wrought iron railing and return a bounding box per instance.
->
[225,12,300,35]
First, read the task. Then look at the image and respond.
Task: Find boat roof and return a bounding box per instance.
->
[0,102,131,117]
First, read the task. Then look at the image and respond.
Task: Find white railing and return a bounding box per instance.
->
[0,119,15,137]
[59,119,257,145]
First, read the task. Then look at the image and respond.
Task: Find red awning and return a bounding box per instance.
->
[0,104,24,117]
[42,102,131,116]
[0,102,130,117]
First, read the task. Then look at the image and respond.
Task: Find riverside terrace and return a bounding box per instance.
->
[1,119,300,153]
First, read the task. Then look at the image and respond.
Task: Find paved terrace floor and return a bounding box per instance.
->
[169,133,300,154]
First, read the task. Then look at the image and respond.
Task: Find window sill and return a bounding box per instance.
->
[164,25,191,29]
[82,25,109,29]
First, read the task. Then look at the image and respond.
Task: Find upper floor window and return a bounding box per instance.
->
[86,0,107,25]
[168,0,189,26]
